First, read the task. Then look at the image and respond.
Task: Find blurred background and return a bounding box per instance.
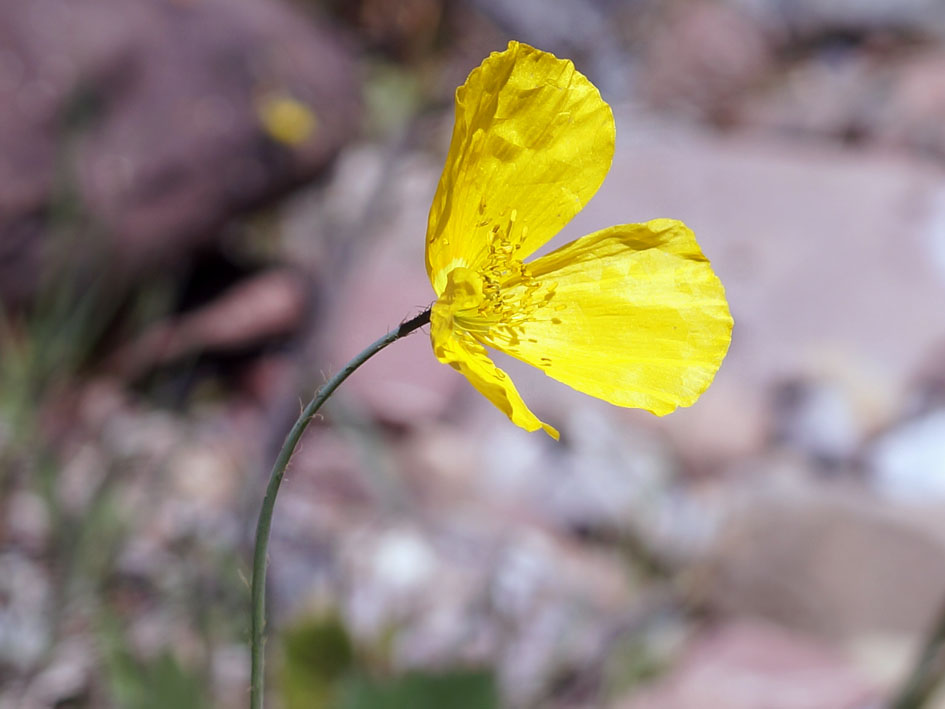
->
[3,0,945,707]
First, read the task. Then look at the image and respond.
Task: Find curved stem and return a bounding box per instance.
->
[250,308,431,709]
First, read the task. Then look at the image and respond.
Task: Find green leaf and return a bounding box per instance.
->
[340,669,499,709]
[282,615,355,709]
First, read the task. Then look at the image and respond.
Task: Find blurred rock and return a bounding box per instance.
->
[272,436,637,706]
[369,528,438,596]
[642,2,775,123]
[536,406,677,536]
[867,408,945,503]
[734,53,880,142]
[736,48,945,157]
[706,483,945,639]
[108,268,308,380]
[874,51,945,155]
[319,149,457,427]
[3,490,50,554]
[403,395,721,568]
[0,553,51,672]
[0,0,359,307]
[212,644,250,709]
[466,404,723,563]
[617,618,878,709]
[637,2,945,162]
[562,112,945,466]
[848,634,918,699]
[731,0,945,39]
[912,339,945,412]
[920,190,945,293]
[337,0,443,61]
[17,637,94,709]
[770,364,893,468]
[333,520,633,706]
[325,233,451,426]
[168,440,242,514]
[468,0,631,99]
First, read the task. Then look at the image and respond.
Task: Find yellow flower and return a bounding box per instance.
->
[426,41,733,439]
[257,93,317,146]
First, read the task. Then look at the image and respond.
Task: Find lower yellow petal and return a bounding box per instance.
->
[431,303,559,439]
[484,219,733,416]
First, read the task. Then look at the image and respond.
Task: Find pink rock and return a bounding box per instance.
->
[563,115,945,464]
[108,268,308,379]
[324,224,459,426]
[707,485,945,639]
[0,0,359,306]
[619,619,878,709]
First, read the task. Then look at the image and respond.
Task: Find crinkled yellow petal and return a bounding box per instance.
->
[484,219,733,416]
[425,40,615,295]
[430,302,559,439]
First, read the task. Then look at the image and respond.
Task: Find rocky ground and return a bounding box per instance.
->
[3,1,945,707]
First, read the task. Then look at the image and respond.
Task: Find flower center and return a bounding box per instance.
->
[435,258,558,351]
[435,266,491,334]
[432,209,562,351]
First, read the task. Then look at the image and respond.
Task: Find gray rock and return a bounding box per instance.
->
[467,0,633,99]
[868,408,945,503]
[770,377,864,466]
[731,0,945,38]
[641,2,775,122]
[0,553,51,672]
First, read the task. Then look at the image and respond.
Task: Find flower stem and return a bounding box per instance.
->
[249,307,431,709]
[891,596,945,709]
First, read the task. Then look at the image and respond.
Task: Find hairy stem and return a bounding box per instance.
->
[249,308,431,709]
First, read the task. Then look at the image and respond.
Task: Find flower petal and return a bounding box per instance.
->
[484,219,733,416]
[426,40,615,295]
[431,303,559,439]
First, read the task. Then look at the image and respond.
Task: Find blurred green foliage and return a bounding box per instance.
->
[340,669,499,709]
[283,616,355,708]
[363,62,424,138]
[282,616,499,709]
[102,621,210,709]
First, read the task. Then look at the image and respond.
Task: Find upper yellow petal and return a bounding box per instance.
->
[425,40,615,295]
[479,219,733,416]
[430,296,559,439]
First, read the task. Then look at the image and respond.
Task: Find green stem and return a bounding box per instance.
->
[249,308,431,709]
[891,598,945,709]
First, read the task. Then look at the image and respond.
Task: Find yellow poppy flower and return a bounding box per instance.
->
[427,41,733,439]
